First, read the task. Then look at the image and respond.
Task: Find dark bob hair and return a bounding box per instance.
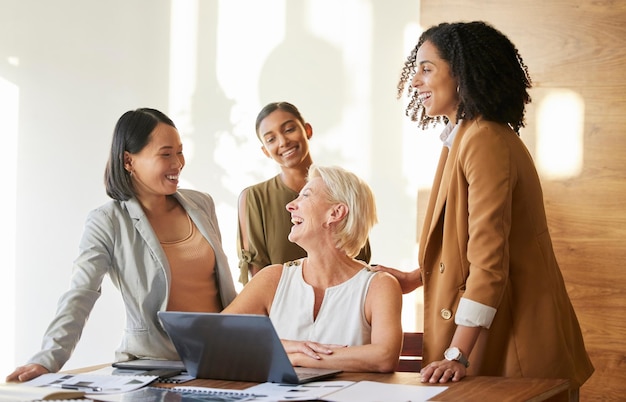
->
[104,108,176,201]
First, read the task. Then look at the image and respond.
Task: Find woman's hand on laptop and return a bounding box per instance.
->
[282,339,347,361]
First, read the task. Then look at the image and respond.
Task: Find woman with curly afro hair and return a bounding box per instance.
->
[375,21,594,394]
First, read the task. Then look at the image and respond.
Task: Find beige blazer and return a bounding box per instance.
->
[28,189,237,372]
[419,118,594,388]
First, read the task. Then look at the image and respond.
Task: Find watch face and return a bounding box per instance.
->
[444,347,460,360]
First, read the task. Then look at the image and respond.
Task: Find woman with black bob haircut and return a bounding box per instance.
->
[7,108,237,382]
[375,21,594,394]
[105,108,176,200]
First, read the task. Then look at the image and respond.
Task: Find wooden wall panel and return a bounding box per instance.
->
[417,1,626,400]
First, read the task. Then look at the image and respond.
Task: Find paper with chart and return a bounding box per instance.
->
[23,372,157,395]
[242,380,355,401]
[321,380,447,402]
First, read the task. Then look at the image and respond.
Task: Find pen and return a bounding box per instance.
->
[54,384,103,392]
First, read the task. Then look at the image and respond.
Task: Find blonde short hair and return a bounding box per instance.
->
[307,165,378,258]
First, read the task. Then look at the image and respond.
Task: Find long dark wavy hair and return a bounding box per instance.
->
[397,21,532,134]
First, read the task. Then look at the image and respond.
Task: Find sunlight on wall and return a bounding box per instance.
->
[169,0,199,150]
[401,22,443,194]
[400,22,435,332]
[308,0,375,169]
[0,74,19,376]
[214,0,284,189]
[402,114,443,332]
[536,89,584,179]
[215,0,288,290]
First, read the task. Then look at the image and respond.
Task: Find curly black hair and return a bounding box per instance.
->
[397,21,532,134]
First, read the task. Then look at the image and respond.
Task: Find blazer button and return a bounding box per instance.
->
[441,309,452,320]
[439,262,445,273]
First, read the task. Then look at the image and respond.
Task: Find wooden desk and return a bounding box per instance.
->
[67,364,571,401]
[155,371,571,402]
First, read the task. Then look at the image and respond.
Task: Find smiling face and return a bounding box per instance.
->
[124,122,184,199]
[258,109,313,169]
[285,176,334,247]
[411,40,459,121]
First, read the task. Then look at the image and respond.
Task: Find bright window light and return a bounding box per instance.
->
[0,75,19,375]
[536,89,584,179]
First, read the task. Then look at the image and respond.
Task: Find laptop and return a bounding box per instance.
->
[112,359,185,371]
[157,311,342,384]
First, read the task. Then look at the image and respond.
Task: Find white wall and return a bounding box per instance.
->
[1,0,434,374]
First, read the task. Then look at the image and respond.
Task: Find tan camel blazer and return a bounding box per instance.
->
[419,118,594,388]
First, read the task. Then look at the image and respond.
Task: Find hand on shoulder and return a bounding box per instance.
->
[370,265,421,294]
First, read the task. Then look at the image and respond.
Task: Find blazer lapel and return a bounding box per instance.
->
[419,121,469,264]
[419,146,448,264]
[124,197,170,283]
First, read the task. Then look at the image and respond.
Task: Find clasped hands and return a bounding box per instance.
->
[281,339,347,363]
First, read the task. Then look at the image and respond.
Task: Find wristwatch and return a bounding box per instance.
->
[444,346,470,368]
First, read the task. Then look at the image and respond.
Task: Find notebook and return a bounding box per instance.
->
[109,386,256,401]
[0,383,84,401]
[157,311,342,384]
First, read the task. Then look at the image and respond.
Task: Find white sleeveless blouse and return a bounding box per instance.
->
[269,258,377,346]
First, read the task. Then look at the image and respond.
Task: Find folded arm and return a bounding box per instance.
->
[286,272,403,372]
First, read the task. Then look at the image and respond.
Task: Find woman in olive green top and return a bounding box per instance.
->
[237,102,371,284]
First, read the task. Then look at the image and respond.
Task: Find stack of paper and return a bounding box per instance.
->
[242,380,447,402]
[21,372,157,396]
[0,383,84,401]
[97,386,257,401]
[321,380,447,402]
